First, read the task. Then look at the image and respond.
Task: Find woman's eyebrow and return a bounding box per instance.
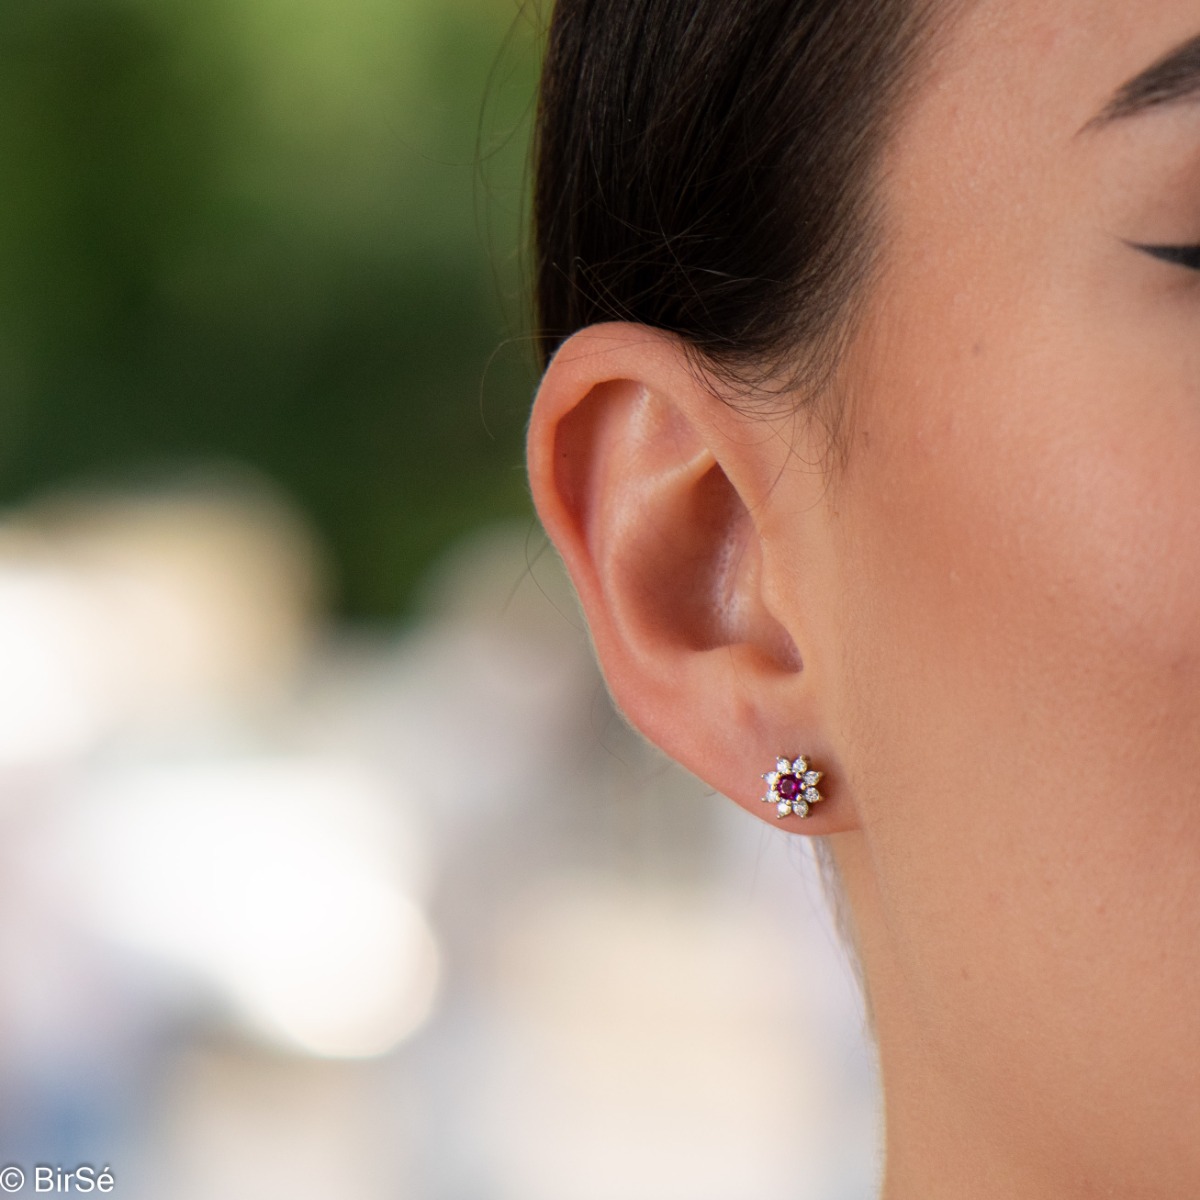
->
[1082,31,1200,132]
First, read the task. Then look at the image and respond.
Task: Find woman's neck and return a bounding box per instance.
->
[833,829,1145,1200]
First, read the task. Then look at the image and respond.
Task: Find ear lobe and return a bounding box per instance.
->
[528,324,855,834]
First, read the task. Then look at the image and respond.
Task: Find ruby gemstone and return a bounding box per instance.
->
[777,775,801,800]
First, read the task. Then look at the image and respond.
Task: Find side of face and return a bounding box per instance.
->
[528,0,1200,1187]
[818,0,1200,1182]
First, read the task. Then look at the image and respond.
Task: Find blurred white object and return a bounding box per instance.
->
[473,870,877,1200]
[67,757,438,1059]
[150,1047,413,1200]
[0,507,880,1197]
[0,566,108,762]
[0,475,324,764]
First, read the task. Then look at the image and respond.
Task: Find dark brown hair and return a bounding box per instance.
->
[533,0,935,392]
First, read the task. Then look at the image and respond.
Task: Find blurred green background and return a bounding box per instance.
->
[0,0,539,619]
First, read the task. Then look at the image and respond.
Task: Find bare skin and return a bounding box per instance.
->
[528,2,1200,1196]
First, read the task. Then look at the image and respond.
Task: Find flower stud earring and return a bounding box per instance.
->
[762,755,824,819]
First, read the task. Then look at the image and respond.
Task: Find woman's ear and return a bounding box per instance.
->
[528,323,856,833]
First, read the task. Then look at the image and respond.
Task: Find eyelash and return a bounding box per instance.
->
[1135,243,1200,271]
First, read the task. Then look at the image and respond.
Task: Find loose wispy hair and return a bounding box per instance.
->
[533,0,936,396]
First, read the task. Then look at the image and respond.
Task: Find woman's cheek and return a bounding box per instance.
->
[833,325,1200,828]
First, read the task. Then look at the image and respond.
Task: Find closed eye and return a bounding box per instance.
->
[1133,243,1200,270]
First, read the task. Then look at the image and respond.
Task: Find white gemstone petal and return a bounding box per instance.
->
[775,757,792,774]
[794,800,811,818]
[802,770,822,787]
[791,756,808,774]
[803,787,821,805]
[776,800,792,818]
[765,772,780,788]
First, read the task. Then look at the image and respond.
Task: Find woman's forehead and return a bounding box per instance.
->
[908,0,1200,143]
[866,0,1200,289]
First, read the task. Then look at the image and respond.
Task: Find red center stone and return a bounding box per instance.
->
[777,774,801,800]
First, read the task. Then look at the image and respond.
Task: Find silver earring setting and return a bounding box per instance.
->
[762,755,824,819]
